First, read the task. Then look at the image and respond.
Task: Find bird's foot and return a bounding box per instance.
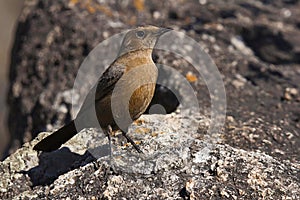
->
[122,132,143,153]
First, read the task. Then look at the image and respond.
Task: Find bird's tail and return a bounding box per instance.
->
[33,120,77,152]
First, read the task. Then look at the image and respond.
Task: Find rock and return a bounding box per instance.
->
[241,25,300,64]
[230,36,253,56]
[231,74,247,89]
[284,87,298,100]
[1,113,299,199]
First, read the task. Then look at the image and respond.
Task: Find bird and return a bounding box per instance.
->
[33,26,170,153]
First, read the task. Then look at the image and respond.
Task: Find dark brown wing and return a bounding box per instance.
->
[33,63,126,152]
[95,62,126,101]
[75,62,126,119]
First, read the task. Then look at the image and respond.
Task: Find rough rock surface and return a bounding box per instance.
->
[3,0,300,199]
[1,114,300,199]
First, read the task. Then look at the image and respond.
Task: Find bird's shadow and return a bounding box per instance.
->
[22,147,100,187]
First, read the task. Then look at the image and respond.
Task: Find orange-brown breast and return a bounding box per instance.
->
[118,49,158,120]
[97,49,158,130]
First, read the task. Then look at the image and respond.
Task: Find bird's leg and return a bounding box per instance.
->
[122,131,143,153]
[106,125,118,173]
[107,125,113,157]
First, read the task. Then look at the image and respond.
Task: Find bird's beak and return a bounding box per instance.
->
[156,27,171,37]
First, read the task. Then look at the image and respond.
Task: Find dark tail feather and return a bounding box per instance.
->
[33,120,77,152]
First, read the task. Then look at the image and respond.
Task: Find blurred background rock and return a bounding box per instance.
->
[0,1,24,157]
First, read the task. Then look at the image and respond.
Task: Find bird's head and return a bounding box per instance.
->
[118,26,170,56]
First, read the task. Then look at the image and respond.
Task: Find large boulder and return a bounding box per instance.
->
[1,114,299,199]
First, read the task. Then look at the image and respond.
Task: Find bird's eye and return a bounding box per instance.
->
[136,31,145,38]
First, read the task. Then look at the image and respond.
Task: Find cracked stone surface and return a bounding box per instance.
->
[1,114,300,199]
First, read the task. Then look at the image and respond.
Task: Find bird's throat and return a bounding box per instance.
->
[116,49,154,71]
